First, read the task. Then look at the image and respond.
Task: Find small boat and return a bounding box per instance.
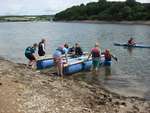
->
[36,55,111,74]
[63,55,111,75]
[114,43,150,48]
[36,52,88,70]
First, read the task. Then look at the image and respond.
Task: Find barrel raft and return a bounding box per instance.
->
[36,55,111,74]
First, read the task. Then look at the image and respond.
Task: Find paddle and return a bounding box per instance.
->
[111,55,118,62]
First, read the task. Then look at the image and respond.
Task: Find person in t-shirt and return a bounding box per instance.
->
[53,44,68,76]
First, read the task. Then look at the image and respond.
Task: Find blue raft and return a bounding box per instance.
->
[114,43,150,48]
[37,55,111,75]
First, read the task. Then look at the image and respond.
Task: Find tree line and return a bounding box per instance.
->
[54,0,150,21]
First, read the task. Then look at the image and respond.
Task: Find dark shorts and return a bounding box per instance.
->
[25,54,36,61]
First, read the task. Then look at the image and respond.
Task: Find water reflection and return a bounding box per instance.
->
[126,47,134,55]
[104,66,112,80]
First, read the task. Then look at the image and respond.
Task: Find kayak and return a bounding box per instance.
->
[36,55,111,74]
[114,43,150,48]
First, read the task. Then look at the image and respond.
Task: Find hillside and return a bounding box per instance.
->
[54,0,150,21]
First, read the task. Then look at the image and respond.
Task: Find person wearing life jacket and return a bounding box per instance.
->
[53,44,68,76]
[74,43,83,57]
[104,49,112,61]
[103,49,118,62]
[128,37,136,46]
[38,39,46,56]
[25,43,38,68]
[88,43,101,71]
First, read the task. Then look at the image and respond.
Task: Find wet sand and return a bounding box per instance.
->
[0,58,149,113]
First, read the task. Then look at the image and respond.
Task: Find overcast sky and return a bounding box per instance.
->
[0,0,149,15]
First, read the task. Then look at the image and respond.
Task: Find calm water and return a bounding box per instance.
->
[0,22,150,99]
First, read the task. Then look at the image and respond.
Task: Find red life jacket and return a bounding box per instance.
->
[128,39,132,44]
[91,47,100,58]
[104,50,111,60]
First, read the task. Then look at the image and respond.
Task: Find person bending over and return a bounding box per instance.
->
[53,44,68,77]
[25,43,38,68]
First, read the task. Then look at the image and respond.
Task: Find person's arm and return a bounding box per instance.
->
[111,54,118,62]
[65,53,68,63]
[80,47,83,55]
[87,52,91,60]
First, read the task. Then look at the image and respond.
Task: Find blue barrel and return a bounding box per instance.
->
[64,63,83,75]
[37,59,54,69]
[83,60,92,70]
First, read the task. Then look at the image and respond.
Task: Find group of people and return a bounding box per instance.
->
[25,39,117,76]
[25,39,46,68]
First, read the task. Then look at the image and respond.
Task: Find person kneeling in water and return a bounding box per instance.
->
[25,43,38,68]
[53,44,68,77]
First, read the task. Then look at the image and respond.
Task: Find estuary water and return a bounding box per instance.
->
[0,22,150,99]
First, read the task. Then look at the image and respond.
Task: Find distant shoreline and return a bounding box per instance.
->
[55,20,150,26]
[1,19,150,26]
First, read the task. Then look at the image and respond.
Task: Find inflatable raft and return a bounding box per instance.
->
[36,55,111,74]
[114,43,150,48]
[63,55,111,75]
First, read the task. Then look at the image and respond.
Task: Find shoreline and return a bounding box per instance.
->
[55,20,150,26]
[0,58,149,113]
[1,20,150,26]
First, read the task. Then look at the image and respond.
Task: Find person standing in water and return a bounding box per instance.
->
[53,44,68,77]
[103,49,117,62]
[88,43,101,71]
[25,43,38,68]
[38,39,46,56]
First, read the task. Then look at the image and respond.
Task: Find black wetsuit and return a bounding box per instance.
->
[38,42,45,56]
[75,47,83,56]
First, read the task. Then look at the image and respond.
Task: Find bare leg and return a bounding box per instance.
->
[58,63,63,77]
[56,66,60,76]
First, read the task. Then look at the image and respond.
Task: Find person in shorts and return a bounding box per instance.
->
[88,43,101,71]
[25,43,38,68]
[53,44,68,76]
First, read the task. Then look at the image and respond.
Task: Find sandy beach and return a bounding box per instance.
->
[0,58,149,113]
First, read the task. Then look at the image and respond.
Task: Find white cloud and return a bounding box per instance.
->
[0,0,149,15]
